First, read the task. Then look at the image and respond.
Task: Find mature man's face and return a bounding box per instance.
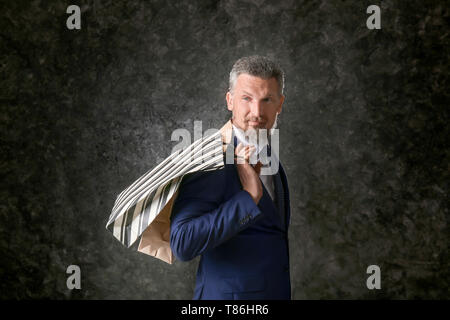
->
[226,73,284,135]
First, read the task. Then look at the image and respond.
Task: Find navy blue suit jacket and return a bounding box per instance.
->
[170,136,291,300]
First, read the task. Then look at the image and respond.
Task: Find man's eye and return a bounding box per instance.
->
[243,97,250,101]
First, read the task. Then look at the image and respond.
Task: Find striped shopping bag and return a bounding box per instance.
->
[106,119,233,264]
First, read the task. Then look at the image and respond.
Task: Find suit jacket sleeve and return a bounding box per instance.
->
[170,169,262,261]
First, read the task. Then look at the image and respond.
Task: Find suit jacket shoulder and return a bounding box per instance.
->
[176,167,227,206]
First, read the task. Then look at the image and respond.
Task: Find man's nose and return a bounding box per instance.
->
[250,101,263,118]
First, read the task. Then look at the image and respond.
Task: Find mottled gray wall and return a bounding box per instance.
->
[1,0,448,299]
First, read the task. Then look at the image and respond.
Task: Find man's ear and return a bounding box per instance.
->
[277,94,285,114]
[226,91,233,111]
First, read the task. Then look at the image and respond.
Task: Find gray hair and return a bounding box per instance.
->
[229,55,285,96]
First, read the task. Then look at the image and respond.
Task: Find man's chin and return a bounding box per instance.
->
[246,126,263,133]
[247,123,267,130]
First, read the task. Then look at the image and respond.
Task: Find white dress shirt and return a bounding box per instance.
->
[232,124,276,202]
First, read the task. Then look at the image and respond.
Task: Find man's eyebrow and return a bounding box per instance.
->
[241,91,273,98]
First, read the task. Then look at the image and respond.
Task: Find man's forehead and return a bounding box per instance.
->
[235,73,279,94]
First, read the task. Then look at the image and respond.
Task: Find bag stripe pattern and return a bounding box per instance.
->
[106,128,226,248]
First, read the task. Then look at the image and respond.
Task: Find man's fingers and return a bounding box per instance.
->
[235,144,256,164]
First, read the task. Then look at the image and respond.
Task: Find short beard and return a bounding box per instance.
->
[241,114,279,147]
[269,114,278,136]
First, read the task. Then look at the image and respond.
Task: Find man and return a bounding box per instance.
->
[170,55,291,300]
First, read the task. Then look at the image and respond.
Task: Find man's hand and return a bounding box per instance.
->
[235,143,263,205]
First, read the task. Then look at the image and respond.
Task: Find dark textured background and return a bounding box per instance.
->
[1,0,448,299]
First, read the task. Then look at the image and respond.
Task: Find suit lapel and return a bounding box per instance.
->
[267,144,289,232]
[272,168,286,230]
[277,162,290,230]
[226,134,290,232]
